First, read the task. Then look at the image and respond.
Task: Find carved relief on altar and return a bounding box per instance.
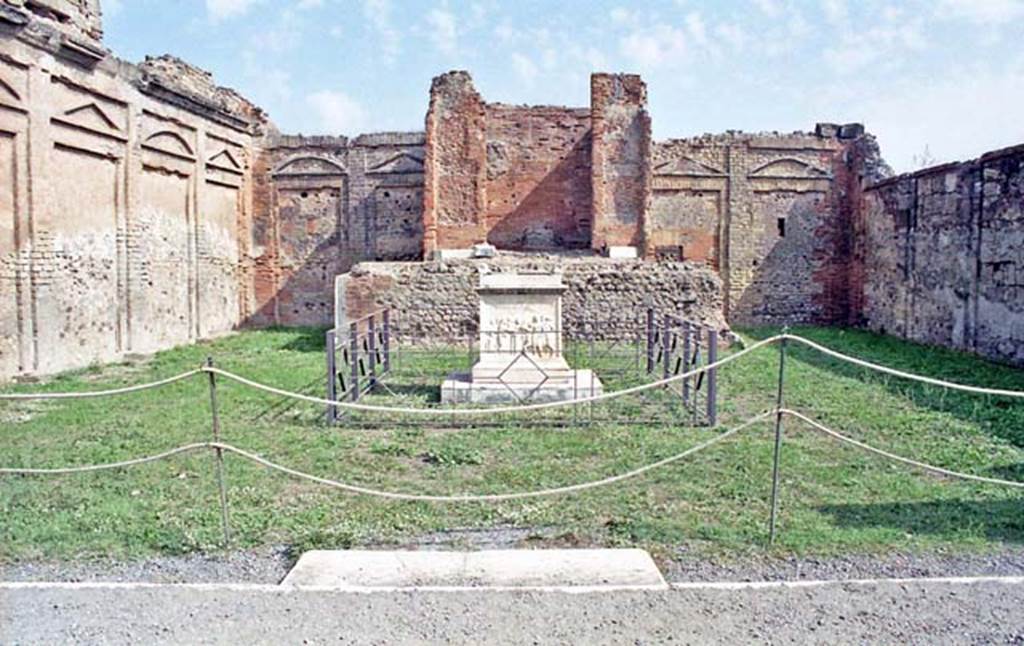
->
[480,315,560,357]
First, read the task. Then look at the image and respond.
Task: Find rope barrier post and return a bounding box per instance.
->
[707,328,718,427]
[768,327,789,546]
[325,330,337,425]
[646,308,655,374]
[349,321,359,402]
[205,357,231,547]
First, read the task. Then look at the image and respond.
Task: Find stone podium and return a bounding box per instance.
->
[441,272,603,404]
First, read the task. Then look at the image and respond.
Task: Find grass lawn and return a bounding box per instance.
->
[1,326,1023,563]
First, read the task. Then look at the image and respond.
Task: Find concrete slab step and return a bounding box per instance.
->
[281,549,667,590]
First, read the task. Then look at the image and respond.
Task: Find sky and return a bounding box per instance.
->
[102,0,1024,173]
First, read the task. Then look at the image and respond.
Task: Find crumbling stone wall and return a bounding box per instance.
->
[340,254,726,341]
[651,126,885,326]
[3,0,104,49]
[862,144,1024,365]
[249,132,424,327]
[590,73,651,253]
[0,4,263,380]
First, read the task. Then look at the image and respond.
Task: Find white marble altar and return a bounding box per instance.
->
[441,272,603,404]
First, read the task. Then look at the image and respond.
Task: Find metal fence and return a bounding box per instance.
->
[325,309,393,424]
[323,307,718,428]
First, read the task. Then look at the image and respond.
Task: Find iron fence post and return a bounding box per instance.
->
[768,328,789,546]
[707,328,718,427]
[382,309,391,373]
[682,321,692,406]
[205,357,231,546]
[662,314,671,383]
[646,308,655,374]
[325,330,337,425]
[368,314,377,389]
[349,321,359,402]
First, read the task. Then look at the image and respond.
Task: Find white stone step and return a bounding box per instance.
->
[281,549,667,590]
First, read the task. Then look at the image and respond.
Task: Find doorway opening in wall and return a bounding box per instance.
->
[777,217,786,238]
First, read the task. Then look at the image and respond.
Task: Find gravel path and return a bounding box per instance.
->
[4,545,1024,585]
[3,578,1024,644]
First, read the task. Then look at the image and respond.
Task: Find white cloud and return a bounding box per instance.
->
[684,11,708,47]
[620,24,687,69]
[427,7,458,55]
[363,0,400,63]
[936,0,1024,25]
[610,7,634,24]
[823,20,926,74]
[714,21,747,52]
[252,9,302,53]
[815,58,1024,172]
[752,0,781,17]
[306,90,368,135]
[821,0,848,25]
[296,0,323,8]
[206,0,258,21]
[511,52,538,84]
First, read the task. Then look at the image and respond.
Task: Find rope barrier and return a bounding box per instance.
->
[0,443,214,474]
[0,413,771,500]
[3,335,1022,409]
[0,369,202,400]
[6,409,1023,496]
[213,413,770,501]
[203,336,782,416]
[781,408,1024,489]
[783,335,1024,399]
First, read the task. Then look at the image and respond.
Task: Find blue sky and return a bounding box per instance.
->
[104,0,1024,172]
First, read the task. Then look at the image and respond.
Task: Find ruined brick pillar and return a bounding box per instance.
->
[422,71,487,257]
[589,73,652,255]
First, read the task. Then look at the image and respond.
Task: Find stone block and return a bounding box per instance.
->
[606,246,639,259]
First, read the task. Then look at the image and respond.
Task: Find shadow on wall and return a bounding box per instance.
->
[485,134,593,251]
[817,498,1024,543]
[250,232,345,328]
[732,193,837,326]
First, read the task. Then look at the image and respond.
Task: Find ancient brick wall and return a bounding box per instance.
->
[424,72,595,255]
[651,127,880,326]
[0,5,262,380]
[483,104,591,250]
[862,144,1024,365]
[422,71,486,254]
[590,73,651,253]
[249,132,425,327]
[339,255,727,341]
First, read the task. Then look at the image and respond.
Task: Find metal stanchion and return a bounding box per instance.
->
[368,314,377,389]
[205,357,231,546]
[682,321,692,406]
[707,329,718,427]
[325,329,337,425]
[646,308,655,374]
[349,321,359,402]
[382,309,391,373]
[768,327,789,546]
